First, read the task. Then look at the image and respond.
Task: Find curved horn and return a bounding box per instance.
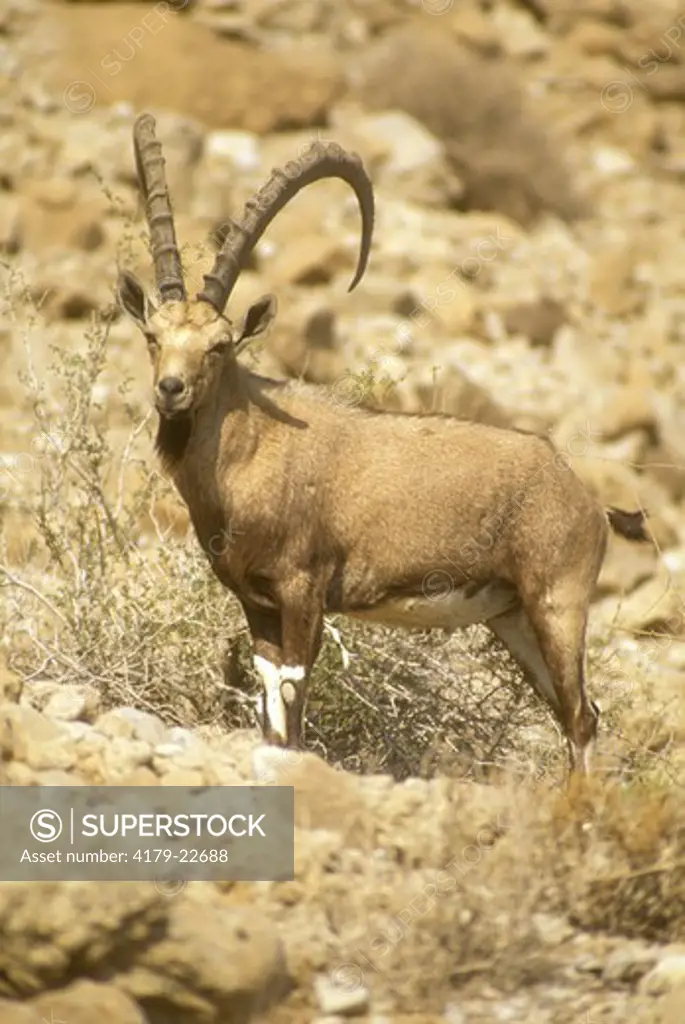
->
[197,141,374,313]
[133,113,186,303]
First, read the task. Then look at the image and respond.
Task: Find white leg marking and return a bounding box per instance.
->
[280,664,306,705]
[280,665,306,681]
[253,659,307,738]
[253,655,287,743]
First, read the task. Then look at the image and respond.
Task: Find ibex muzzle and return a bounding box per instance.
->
[118,112,649,782]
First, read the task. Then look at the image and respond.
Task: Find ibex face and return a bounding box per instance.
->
[116,112,372,420]
[118,273,276,418]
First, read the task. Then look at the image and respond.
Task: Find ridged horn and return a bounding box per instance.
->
[133,112,186,303]
[197,140,374,313]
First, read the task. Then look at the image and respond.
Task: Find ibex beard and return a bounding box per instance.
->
[118,112,649,780]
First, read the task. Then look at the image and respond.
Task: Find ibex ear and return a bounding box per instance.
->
[234,294,277,346]
[117,270,157,329]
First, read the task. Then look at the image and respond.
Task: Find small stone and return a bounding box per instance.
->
[355,110,444,177]
[204,129,261,172]
[592,146,636,178]
[531,912,574,947]
[501,296,567,348]
[43,686,90,723]
[95,707,168,745]
[25,738,77,772]
[153,731,210,774]
[315,973,370,1017]
[167,727,199,748]
[1,705,67,752]
[30,979,147,1024]
[116,901,289,1016]
[101,739,153,777]
[603,945,659,985]
[640,955,685,996]
[31,179,78,209]
[3,761,35,785]
[589,243,646,317]
[117,767,160,787]
[65,721,95,740]
[443,1005,467,1024]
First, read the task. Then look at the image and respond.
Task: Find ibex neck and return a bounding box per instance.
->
[157,359,269,561]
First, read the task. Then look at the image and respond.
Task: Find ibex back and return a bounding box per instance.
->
[118,113,649,780]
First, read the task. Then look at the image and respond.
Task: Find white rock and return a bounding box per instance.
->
[43,687,88,722]
[443,1004,467,1024]
[205,130,261,172]
[167,726,201,749]
[95,707,168,745]
[640,955,685,995]
[362,111,443,175]
[603,944,658,984]
[64,721,94,740]
[531,912,574,947]
[315,973,370,1017]
[592,146,635,178]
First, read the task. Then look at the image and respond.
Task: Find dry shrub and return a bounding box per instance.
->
[549,780,685,942]
[0,315,243,727]
[304,620,548,780]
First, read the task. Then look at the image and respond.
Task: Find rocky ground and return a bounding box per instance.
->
[2,0,685,1021]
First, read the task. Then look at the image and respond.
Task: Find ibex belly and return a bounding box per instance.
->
[347,579,519,631]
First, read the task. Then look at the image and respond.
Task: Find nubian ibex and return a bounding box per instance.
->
[118,112,648,779]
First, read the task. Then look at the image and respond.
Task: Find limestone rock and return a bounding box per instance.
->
[603,944,659,984]
[0,881,166,997]
[0,1002,44,1024]
[30,980,146,1024]
[500,296,568,348]
[43,684,100,723]
[0,705,69,765]
[252,746,369,842]
[588,242,648,317]
[640,954,685,996]
[315,971,370,1016]
[117,901,290,1022]
[94,707,168,745]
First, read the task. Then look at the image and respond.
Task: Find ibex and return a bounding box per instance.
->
[117,113,648,778]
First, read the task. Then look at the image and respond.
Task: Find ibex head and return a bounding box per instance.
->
[118,113,374,420]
